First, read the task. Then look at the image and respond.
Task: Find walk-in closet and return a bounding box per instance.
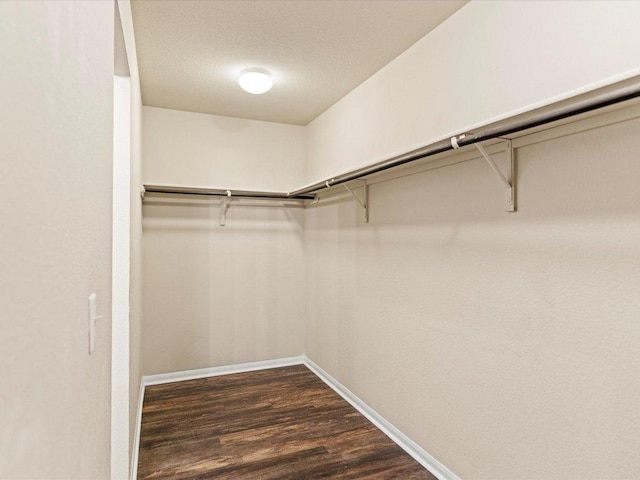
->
[3,1,640,479]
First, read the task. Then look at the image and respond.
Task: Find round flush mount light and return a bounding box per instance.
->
[238,69,273,94]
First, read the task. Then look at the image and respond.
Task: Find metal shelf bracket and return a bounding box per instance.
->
[343,181,369,223]
[475,138,516,212]
[220,190,231,226]
[453,135,516,212]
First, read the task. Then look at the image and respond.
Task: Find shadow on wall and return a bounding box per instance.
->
[143,201,306,233]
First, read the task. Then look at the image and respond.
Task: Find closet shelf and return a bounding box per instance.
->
[142,78,640,211]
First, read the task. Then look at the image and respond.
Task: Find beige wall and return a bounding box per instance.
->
[141,109,306,375]
[142,202,305,374]
[306,0,640,183]
[143,106,306,191]
[303,3,640,477]
[0,1,114,478]
[305,106,640,479]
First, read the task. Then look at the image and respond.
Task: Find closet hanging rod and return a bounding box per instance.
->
[142,184,315,200]
[142,79,640,202]
[289,79,640,196]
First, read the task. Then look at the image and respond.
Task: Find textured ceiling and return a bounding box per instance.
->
[131,0,467,125]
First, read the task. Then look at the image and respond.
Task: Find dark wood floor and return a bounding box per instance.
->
[138,365,436,479]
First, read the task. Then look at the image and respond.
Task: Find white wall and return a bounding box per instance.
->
[141,108,306,375]
[112,73,131,480]
[306,0,640,183]
[0,1,114,478]
[143,106,306,191]
[128,80,143,480]
[114,1,144,476]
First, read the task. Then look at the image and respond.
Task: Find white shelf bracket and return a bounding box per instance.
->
[343,181,369,223]
[220,190,231,226]
[475,139,516,212]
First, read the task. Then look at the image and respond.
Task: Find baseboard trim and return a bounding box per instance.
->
[133,355,458,480]
[130,379,144,480]
[142,355,305,386]
[302,356,460,480]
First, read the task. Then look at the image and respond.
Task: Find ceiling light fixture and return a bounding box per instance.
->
[238,69,273,94]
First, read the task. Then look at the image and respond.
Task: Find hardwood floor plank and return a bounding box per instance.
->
[138,365,436,479]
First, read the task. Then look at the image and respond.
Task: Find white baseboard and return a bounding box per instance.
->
[302,356,460,480]
[142,355,305,386]
[130,379,144,480]
[132,355,458,480]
